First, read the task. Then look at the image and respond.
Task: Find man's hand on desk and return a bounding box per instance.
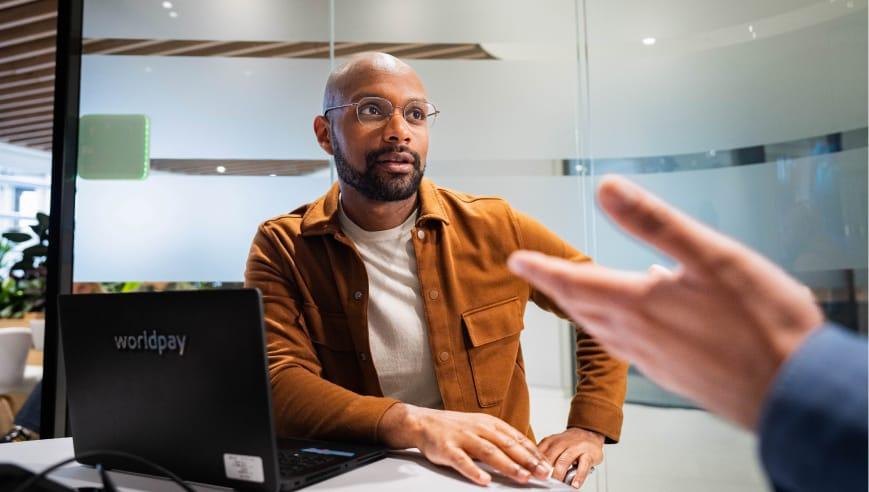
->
[538,427,603,489]
[379,403,553,486]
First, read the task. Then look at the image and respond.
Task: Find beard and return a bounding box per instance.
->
[333,140,425,202]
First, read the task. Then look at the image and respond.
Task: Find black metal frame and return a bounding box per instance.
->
[41,0,83,438]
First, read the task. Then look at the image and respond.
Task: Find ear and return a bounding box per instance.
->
[313,115,334,155]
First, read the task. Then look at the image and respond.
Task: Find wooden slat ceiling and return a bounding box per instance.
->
[0,0,493,174]
[0,0,57,152]
[81,39,494,60]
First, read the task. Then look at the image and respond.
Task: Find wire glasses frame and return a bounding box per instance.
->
[323,96,440,128]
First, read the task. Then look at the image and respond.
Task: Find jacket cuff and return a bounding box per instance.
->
[567,395,624,444]
[325,395,402,443]
[370,397,402,443]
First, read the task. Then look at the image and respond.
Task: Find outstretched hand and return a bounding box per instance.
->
[508,175,823,429]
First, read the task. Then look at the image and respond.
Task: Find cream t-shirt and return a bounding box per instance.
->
[338,204,443,409]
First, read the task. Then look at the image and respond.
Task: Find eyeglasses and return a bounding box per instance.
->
[323,96,440,128]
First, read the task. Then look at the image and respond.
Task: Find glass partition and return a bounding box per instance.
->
[75,1,332,290]
[67,1,867,490]
[582,0,868,409]
[75,0,591,395]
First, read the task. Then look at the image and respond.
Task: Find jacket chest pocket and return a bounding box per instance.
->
[462,297,524,408]
[302,305,360,391]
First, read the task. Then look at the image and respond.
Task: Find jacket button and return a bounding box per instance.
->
[359,353,368,361]
[416,230,425,240]
[353,291,363,301]
[429,290,439,300]
[438,351,450,362]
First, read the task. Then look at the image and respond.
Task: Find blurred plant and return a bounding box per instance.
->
[96,281,227,293]
[0,237,15,274]
[100,281,143,293]
[0,212,48,318]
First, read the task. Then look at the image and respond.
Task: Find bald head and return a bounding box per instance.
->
[322,52,422,112]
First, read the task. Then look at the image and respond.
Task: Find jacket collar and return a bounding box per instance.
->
[300,178,450,236]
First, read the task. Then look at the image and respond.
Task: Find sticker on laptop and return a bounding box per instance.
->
[223,453,265,483]
[301,447,356,457]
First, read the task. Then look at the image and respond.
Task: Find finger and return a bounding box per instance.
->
[647,263,674,279]
[440,447,491,486]
[572,454,594,489]
[508,251,646,308]
[539,438,562,468]
[513,429,549,468]
[597,175,740,271]
[537,436,552,456]
[487,421,551,480]
[551,447,582,481]
[463,432,532,483]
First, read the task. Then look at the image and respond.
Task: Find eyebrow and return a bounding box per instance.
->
[350,92,430,104]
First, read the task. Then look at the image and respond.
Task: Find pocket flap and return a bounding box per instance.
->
[302,304,354,351]
[462,297,524,347]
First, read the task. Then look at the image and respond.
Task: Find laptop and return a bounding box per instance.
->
[58,289,386,491]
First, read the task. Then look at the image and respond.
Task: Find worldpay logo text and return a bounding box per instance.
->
[114,330,188,356]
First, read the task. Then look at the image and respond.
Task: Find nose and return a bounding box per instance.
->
[382,107,412,145]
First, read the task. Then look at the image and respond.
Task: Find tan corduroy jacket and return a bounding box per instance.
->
[244,178,627,444]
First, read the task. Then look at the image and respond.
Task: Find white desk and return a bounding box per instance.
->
[0,438,577,491]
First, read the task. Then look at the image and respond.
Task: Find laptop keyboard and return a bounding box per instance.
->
[278,449,342,477]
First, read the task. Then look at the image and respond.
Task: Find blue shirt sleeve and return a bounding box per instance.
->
[758,324,868,492]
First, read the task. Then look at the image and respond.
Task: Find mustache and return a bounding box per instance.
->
[365,145,421,170]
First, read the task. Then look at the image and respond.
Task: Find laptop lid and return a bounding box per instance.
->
[59,289,281,492]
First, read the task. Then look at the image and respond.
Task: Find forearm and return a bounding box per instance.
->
[271,365,400,443]
[758,325,868,492]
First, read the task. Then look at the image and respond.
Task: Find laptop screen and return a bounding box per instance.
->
[59,289,280,492]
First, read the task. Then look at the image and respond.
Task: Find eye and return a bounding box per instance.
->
[358,103,384,116]
[406,106,426,122]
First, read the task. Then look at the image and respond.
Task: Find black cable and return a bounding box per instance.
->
[95,464,118,492]
[12,449,195,492]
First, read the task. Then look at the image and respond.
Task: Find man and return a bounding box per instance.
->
[244,52,627,488]
[508,176,868,492]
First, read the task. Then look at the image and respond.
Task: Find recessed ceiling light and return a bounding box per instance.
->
[162,1,173,8]
[269,173,277,177]
[169,11,178,18]
[216,166,226,174]
[642,37,657,46]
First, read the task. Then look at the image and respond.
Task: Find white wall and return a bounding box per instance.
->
[0,142,51,175]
